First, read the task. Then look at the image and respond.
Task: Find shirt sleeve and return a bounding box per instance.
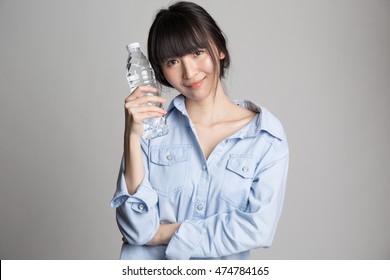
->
[110,146,160,245]
[165,142,289,260]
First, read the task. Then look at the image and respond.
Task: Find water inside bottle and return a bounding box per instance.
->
[141,85,169,140]
[125,43,169,139]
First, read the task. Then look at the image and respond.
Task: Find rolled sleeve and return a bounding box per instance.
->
[110,170,158,211]
[110,156,160,245]
[113,176,159,245]
[165,220,205,260]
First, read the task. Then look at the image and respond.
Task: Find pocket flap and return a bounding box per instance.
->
[150,145,192,166]
[226,156,256,179]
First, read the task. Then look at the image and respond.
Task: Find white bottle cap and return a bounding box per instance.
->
[127,42,140,51]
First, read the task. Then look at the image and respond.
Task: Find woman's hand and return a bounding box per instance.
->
[146,223,181,246]
[121,223,181,246]
[124,85,167,138]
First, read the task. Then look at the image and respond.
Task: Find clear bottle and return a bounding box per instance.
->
[126,42,168,139]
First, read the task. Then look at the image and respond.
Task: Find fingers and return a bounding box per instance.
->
[125,87,166,107]
[133,95,166,107]
[124,95,167,128]
[123,85,167,137]
[125,97,167,115]
[125,85,158,102]
[125,103,167,120]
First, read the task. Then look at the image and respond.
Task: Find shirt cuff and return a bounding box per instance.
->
[165,220,205,260]
[110,171,157,210]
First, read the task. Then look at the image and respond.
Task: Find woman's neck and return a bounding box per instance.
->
[185,83,235,127]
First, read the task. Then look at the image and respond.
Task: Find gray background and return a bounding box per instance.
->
[0,0,389,259]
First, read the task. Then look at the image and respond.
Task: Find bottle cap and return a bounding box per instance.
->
[127,42,140,51]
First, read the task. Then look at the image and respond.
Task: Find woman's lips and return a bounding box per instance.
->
[186,77,205,89]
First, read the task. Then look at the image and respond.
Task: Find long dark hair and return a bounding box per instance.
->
[147,1,230,88]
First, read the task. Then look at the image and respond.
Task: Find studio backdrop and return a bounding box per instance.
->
[0,0,389,259]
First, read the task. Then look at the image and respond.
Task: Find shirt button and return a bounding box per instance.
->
[138,204,145,210]
[202,165,207,170]
[166,154,173,161]
[242,166,249,172]
[225,139,231,143]
[197,204,204,211]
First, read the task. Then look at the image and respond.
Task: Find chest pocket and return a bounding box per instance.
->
[219,155,257,210]
[149,145,192,196]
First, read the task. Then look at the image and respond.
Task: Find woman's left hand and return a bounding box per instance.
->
[146,223,181,246]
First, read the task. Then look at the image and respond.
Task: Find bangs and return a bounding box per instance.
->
[150,15,210,65]
[147,1,230,88]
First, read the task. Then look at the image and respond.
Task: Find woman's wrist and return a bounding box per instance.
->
[147,223,181,246]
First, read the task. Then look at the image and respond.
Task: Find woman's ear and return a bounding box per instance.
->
[219,51,225,60]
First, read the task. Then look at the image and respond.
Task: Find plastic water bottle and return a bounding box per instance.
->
[126,42,168,139]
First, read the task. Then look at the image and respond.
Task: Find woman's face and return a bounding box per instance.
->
[161,48,224,101]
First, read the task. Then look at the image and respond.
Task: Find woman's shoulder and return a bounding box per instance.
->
[233,99,287,142]
[257,106,287,142]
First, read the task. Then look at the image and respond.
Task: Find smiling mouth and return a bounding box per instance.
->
[186,77,206,89]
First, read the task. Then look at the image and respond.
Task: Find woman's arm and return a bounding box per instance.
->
[123,134,145,195]
[123,86,166,194]
[110,86,167,245]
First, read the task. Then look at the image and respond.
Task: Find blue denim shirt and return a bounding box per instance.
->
[111,95,289,260]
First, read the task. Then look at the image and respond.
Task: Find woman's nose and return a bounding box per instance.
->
[181,57,197,79]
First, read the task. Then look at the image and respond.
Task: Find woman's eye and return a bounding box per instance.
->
[194,50,204,56]
[166,59,178,66]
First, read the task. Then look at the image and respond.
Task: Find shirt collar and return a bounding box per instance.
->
[167,94,186,113]
[167,95,286,141]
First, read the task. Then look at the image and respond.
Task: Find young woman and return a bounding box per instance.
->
[111,1,289,260]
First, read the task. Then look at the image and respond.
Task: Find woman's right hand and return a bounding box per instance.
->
[124,85,167,138]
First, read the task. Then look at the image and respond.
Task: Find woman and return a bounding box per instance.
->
[111,1,289,260]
